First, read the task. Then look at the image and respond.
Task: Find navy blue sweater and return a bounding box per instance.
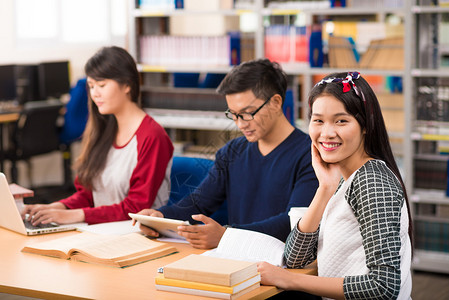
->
[159,128,318,242]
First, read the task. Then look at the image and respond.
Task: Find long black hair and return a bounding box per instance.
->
[309,72,413,246]
[75,46,141,190]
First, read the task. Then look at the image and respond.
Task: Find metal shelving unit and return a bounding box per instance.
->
[409,0,449,274]
[128,1,411,160]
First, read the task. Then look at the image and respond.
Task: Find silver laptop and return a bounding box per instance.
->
[0,172,86,235]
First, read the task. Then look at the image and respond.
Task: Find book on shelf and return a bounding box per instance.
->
[140,33,240,67]
[155,281,260,300]
[264,24,309,64]
[309,24,323,68]
[416,78,449,123]
[155,272,261,294]
[21,232,177,268]
[441,0,449,7]
[162,254,258,286]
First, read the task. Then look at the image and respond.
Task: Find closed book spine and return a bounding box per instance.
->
[155,273,261,294]
[162,254,258,286]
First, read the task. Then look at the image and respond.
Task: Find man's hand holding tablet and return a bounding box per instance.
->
[129,211,189,240]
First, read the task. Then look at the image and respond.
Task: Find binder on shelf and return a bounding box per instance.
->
[199,73,226,88]
[229,31,241,66]
[309,25,323,68]
[264,25,309,64]
[295,26,309,63]
[330,0,346,7]
[415,220,449,253]
[173,73,200,88]
[447,159,449,197]
[283,89,294,126]
[139,0,175,10]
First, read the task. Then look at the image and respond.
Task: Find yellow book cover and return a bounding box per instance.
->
[155,282,260,299]
[155,273,261,294]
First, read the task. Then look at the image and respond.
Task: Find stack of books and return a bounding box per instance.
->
[156,254,261,299]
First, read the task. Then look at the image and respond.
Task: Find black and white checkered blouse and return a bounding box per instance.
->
[284,159,412,299]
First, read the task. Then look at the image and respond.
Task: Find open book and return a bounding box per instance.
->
[21,232,177,268]
[202,228,286,267]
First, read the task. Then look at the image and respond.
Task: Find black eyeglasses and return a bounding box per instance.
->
[225,97,272,121]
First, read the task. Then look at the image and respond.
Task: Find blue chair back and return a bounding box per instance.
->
[59,77,88,145]
[169,156,228,225]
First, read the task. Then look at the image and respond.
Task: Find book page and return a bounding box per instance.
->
[23,231,111,254]
[77,232,167,260]
[76,220,141,235]
[202,228,285,267]
[23,232,169,261]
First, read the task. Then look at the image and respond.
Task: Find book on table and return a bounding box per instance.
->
[21,232,177,268]
[156,228,287,298]
[160,228,286,285]
[162,254,258,286]
[155,272,261,294]
[157,256,260,299]
[155,281,260,300]
[201,227,286,267]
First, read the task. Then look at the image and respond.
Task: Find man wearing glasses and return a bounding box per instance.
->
[137,59,318,249]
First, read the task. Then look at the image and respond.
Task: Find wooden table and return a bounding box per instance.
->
[0,113,19,123]
[0,228,317,300]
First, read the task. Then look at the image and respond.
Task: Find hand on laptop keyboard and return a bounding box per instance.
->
[23,218,58,230]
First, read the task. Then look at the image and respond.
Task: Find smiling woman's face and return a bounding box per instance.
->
[309,94,366,169]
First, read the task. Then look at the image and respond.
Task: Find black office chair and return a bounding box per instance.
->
[4,100,64,185]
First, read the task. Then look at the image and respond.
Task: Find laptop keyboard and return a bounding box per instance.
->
[24,219,58,230]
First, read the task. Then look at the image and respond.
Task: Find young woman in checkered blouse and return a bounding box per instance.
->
[257,72,413,300]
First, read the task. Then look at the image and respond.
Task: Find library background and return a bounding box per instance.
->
[0,0,449,298]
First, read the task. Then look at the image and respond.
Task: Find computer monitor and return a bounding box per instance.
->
[15,64,40,104]
[38,61,71,99]
[0,65,17,101]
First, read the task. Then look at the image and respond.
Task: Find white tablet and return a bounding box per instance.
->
[128,213,190,239]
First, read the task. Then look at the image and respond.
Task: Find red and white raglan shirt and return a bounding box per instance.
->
[59,114,173,224]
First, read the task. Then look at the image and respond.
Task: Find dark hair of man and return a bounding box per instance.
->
[308,72,413,247]
[216,59,287,105]
[75,46,141,190]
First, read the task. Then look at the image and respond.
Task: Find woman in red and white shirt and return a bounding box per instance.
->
[23,46,173,225]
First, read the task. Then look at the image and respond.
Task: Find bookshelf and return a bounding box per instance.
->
[128,0,449,275]
[129,0,410,143]
[409,0,449,274]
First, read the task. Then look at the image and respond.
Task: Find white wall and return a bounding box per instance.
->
[0,0,128,187]
[0,0,129,85]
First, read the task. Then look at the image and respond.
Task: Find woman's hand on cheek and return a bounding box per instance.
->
[311,144,341,191]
